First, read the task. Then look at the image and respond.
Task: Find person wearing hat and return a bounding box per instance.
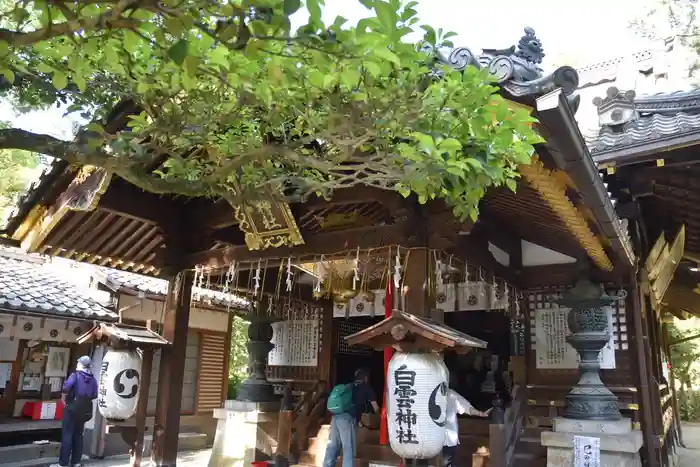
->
[51,356,98,467]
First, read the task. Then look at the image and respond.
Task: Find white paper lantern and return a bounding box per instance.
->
[97,349,142,421]
[387,352,448,459]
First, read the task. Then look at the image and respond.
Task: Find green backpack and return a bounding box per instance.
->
[327,383,355,415]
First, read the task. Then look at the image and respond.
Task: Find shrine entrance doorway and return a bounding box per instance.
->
[444,310,511,411]
[333,317,385,418]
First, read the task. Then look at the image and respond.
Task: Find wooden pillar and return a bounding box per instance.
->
[221,311,235,403]
[662,323,684,446]
[644,305,662,437]
[403,248,432,318]
[151,270,194,467]
[131,347,154,467]
[632,279,661,467]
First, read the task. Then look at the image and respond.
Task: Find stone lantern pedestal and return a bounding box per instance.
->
[539,275,643,467]
[207,312,281,467]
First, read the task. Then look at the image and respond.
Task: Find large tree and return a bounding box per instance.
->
[0,0,540,221]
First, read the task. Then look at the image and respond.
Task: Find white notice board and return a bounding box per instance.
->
[534,307,615,370]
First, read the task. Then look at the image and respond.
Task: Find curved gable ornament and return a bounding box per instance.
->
[423,27,581,113]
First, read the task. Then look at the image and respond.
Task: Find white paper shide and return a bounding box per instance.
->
[387,352,448,459]
[97,349,142,421]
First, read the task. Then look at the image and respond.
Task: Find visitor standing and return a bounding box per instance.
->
[51,355,99,467]
[323,368,379,467]
[442,377,492,467]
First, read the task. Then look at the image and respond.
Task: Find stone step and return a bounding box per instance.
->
[300,442,401,467]
[103,430,209,458]
[516,435,546,457]
[143,431,209,457]
[0,442,80,467]
[512,452,546,467]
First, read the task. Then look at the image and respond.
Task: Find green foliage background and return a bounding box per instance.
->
[227,316,250,400]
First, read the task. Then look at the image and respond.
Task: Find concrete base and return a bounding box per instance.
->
[207,400,281,467]
[541,417,643,467]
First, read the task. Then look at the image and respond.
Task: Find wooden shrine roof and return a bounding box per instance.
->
[345,309,487,353]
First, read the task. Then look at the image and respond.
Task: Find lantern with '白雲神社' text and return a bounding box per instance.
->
[387,352,448,459]
[97,348,142,422]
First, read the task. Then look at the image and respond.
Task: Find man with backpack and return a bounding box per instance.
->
[51,355,98,467]
[323,368,379,467]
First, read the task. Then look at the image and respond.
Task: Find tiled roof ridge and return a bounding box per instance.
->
[0,252,117,320]
[586,111,700,154]
[0,245,47,264]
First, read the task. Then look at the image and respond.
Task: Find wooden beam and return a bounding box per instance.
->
[98,183,177,227]
[151,270,194,467]
[186,199,237,231]
[183,221,416,269]
[300,187,407,214]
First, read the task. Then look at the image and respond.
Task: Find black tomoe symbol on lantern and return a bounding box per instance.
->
[50,329,59,338]
[429,382,447,427]
[113,369,140,399]
[23,322,33,332]
[468,295,477,306]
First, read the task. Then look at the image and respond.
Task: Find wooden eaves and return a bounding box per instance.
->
[345,309,487,353]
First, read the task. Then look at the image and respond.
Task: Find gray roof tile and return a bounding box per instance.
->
[586,112,700,154]
[0,254,117,321]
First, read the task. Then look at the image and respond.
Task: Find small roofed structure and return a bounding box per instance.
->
[78,321,170,348]
[345,309,487,353]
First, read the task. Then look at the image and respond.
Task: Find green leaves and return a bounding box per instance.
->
[284,0,302,15]
[52,71,68,90]
[168,39,189,65]
[0,0,541,224]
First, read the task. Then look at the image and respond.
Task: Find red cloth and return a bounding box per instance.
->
[380,279,393,446]
[21,400,64,420]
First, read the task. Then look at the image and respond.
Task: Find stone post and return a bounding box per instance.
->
[236,313,278,403]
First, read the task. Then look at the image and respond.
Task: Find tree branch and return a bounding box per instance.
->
[0,128,108,166]
[0,127,213,197]
[0,0,144,47]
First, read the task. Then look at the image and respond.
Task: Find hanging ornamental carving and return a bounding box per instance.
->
[421,27,581,113]
[62,165,113,212]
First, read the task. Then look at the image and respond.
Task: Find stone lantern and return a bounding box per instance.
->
[541,272,642,467]
[236,310,278,403]
[554,276,626,421]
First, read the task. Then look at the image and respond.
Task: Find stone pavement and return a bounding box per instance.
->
[679,423,700,466]
[75,450,212,467]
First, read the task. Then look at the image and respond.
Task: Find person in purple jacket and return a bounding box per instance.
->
[50,355,98,467]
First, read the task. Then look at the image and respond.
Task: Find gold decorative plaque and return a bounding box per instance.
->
[231,199,304,251]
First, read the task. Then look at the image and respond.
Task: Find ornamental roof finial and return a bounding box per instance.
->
[515,27,545,64]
